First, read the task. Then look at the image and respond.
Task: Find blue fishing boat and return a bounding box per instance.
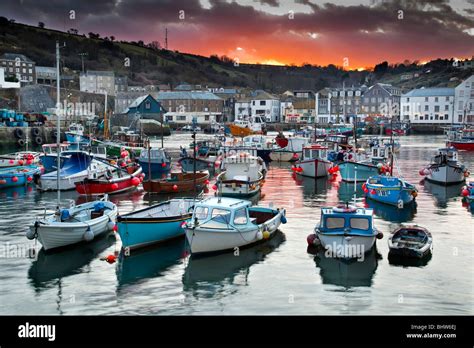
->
[364,175,417,208]
[65,123,90,144]
[307,204,382,258]
[0,165,41,189]
[116,198,196,250]
[137,148,171,178]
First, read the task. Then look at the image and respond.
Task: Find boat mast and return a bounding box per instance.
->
[193,129,196,198]
[56,41,61,203]
[147,139,151,183]
[390,112,394,176]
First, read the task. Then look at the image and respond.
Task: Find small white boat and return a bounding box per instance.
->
[216,153,264,197]
[0,151,41,168]
[27,199,118,251]
[388,225,433,259]
[295,144,332,178]
[184,197,286,254]
[420,147,468,185]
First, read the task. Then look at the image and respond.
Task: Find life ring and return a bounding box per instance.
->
[333,204,357,213]
[34,136,43,145]
[14,128,24,139]
[31,128,40,137]
[17,138,25,147]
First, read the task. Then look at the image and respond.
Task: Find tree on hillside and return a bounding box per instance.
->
[38,22,45,28]
[110,36,115,41]
[148,41,161,51]
[374,61,389,76]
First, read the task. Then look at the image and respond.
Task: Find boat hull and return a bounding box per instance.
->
[316,232,376,258]
[178,157,214,172]
[366,184,416,206]
[118,216,190,250]
[142,172,209,193]
[0,165,41,189]
[185,208,284,254]
[447,141,474,151]
[426,165,465,185]
[30,201,117,251]
[229,124,255,137]
[75,167,142,195]
[297,159,331,178]
[339,162,379,182]
[269,151,298,162]
[65,133,89,144]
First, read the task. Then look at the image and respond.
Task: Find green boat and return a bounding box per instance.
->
[91,138,143,158]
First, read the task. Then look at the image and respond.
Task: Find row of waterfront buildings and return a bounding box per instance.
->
[0,52,473,125]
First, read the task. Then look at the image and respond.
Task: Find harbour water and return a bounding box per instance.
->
[0,135,472,315]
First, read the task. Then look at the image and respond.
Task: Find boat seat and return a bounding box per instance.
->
[248,210,275,224]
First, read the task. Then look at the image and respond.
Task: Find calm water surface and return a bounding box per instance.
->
[0,135,473,315]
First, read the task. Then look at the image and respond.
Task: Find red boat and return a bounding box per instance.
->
[447,129,474,151]
[75,164,143,195]
[385,128,405,136]
[447,141,474,151]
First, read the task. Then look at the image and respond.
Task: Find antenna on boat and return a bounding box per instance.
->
[56,40,66,203]
[192,129,196,198]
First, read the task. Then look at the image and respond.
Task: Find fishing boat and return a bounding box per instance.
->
[35,151,113,191]
[40,143,107,173]
[27,199,117,251]
[137,147,171,177]
[0,165,42,189]
[307,204,381,258]
[91,138,143,158]
[26,42,118,252]
[142,171,209,194]
[337,143,390,182]
[294,144,332,178]
[75,163,143,195]
[419,147,469,185]
[275,132,288,148]
[194,139,220,156]
[241,135,274,162]
[65,123,89,144]
[216,154,264,197]
[229,116,266,137]
[446,127,474,151]
[184,197,286,255]
[364,175,417,208]
[388,225,432,259]
[116,198,196,250]
[0,152,41,168]
[178,156,216,173]
[269,137,309,162]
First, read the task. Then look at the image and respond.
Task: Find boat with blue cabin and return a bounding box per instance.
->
[337,143,390,182]
[65,123,90,144]
[308,204,381,258]
[116,198,196,250]
[184,197,286,255]
[137,147,171,178]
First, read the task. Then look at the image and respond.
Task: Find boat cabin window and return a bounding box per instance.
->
[304,149,311,159]
[325,217,345,229]
[350,218,369,230]
[210,208,232,224]
[194,206,209,221]
[233,208,248,225]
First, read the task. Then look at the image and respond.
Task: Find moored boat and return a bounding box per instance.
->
[216,154,264,197]
[0,151,40,168]
[388,225,432,259]
[419,147,469,185]
[137,147,171,177]
[27,199,118,251]
[75,164,143,195]
[294,144,332,178]
[184,197,286,255]
[269,136,309,162]
[178,156,216,173]
[446,127,474,151]
[0,165,42,189]
[307,203,383,258]
[65,123,89,144]
[229,116,266,137]
[117,198,196,250]
[142,171,209,194]
[307,204,381,258]
[364,175,417,208]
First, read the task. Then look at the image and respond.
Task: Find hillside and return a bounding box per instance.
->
[0,18,472,93]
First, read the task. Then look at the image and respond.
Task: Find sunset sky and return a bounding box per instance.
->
[1,0,473,68]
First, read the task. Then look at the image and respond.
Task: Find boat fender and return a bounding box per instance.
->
[281,215,287,224]
[83,227,94,242]
[307,234,320,246]
[31,128,40,137]
[262,229,270,240]
[60,209,70,221]
[34,136,43,145]
[256,231,263,240]
[17,138,25,147]
[376,231,384,239]
[464,171,470,178]
[26,221,39,240]
[107,219,116,231]
[411,191,418,198]
[14,128,24,139]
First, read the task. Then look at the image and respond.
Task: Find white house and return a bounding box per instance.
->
[234,98,251,119]
[454,75,474,124]
[400,87,455,124]
[250,91,280,123]
[0,67,20,88]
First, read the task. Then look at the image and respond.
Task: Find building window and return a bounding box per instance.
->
[166,115,173,121]
[424,105,429,111]
[446,96,449,101]
[205,115,210,121]
[260,100,266,106]
[177,115,186,121]
[425,97,428,102]
[434,105,440,112]
[435,97,438,102]
[445,105,449,111]
[145,101,151,110]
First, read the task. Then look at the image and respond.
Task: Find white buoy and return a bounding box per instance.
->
[83,228,94,241]
[256,231,263,240]
[107,220,115,231]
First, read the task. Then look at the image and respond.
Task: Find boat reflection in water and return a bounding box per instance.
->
[116,239,184,287]
[365,198,417,223]
[337,181,365,203]
[28,233,116,291]
[299,176,330,200]
[388,253,432,267]
[0,185,34,199]
[182,231,285,293]
[309,245,381,288]
[422,180,465,208]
